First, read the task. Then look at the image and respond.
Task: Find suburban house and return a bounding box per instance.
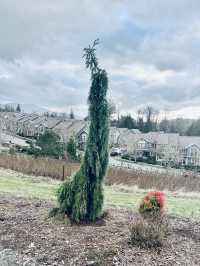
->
[54,119,88,150]
[17,115,46,137]
[111,128,200,167]
[132,138,156,161]
[152,133,180,165]
[128,132,181,165]
[180,144,200,167]
[76,126,88,150]
[0,112,90,149]
[179,137,200,167]
[109,127,141,148]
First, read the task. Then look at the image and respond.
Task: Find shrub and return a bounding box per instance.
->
[121,153,130,160]
[129,215,169,248]
[129,191,168,248]
[66,137,79,161]
[9,146,15,155]
[35,130,64,159]
[146,156,157,165]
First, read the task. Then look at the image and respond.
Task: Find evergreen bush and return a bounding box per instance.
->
[53,40,110,222]
[129,215,168,248]
[66,137,78,161]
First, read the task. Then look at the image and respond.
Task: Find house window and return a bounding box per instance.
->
[81,133,87,142]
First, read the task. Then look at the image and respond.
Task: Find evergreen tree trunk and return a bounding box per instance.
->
[55,40,109,222]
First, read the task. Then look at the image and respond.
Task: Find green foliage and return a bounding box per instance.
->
[186,119,200,136]
[16,104,21,112]
[17,141,42,157]
[0,104,15,112]
[35,130,63,159]
[55,40,110,222]
[9,146,16,155]
[69,108,75,119]
[137,117,144,132]
[111,107,195,135]
[161,118,192,135]
[121,153,130,160]
[111,114,137,129]
[146,156,157,165]
[184,165,200,172]
[66,137,78,161]
[111,106,158,132]
[142,106,158,133]
[118,115,137,129]
[19,130,64,159]
[18,130,80,162]
[159,118,170,132]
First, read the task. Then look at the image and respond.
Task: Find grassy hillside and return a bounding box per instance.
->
[0,168,200,219]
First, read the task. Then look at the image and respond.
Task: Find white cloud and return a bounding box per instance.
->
[0,0,200,118]
[111,63,176,82]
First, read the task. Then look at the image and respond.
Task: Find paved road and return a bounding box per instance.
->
[109,157,193,176]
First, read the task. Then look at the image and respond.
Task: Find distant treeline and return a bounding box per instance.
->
[0,104,76,119]
[1,103,199,136]
[0,104,21,112]
[111,106,199,136]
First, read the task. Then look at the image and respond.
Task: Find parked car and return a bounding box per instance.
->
[110,148,122,156]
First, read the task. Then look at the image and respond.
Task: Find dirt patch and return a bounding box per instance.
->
[0,194,200,266]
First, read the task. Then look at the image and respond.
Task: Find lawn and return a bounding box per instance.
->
[0,168,200,219]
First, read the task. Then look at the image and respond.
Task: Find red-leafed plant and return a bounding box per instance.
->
[139,191,164,218]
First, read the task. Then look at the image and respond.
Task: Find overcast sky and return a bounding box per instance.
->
[0,0,200,119]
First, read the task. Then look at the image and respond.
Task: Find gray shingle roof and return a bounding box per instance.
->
[179,136,200,148]
[54,120,88,142]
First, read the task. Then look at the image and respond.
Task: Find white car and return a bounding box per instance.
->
[110,148,122,156]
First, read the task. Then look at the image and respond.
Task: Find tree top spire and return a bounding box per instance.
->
[83,39,100,74]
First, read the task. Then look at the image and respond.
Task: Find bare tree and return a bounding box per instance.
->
[143,106,159,132]
[108,100,117,117]
[137,109,144,132]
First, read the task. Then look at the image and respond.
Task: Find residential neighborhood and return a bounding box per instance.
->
[110,128,200,168]
[1,112,200,169]
[0,112,89,151]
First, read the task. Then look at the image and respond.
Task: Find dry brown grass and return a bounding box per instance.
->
[0,154,79,180]
[129,214,169,248]
[0,154,200,192]
[106,167,200,192]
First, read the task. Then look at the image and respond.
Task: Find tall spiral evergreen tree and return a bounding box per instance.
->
[54,40,110,222]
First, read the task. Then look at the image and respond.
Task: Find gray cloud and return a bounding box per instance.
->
[0,0,200,118]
